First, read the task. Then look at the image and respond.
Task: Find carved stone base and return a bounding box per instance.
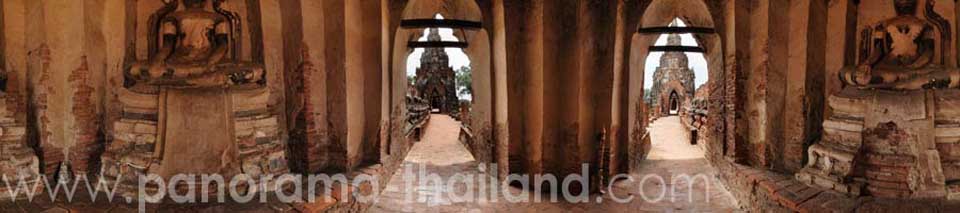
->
[0,110,42,201]
[100,87,287,198]
[798,87,960,200]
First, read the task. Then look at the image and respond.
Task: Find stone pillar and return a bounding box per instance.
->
[724,0,752,164]
[344,0,365,170]
[341,0,383,170]
[362,0,383,167]
[280,0,352,173]
[324,0,349,172]
[30,0,106,176]
[540,0,578,176]
[783,0,827,172]
[743,0,789,168]
[504,0,544,175]
[610,0,628,177]
[491,0,511,179]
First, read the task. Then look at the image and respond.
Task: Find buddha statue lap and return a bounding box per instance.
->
[126,0,262,89]
[839,0,959,90]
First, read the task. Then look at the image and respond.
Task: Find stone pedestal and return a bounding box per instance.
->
[798,87,960,199]
[100,86,287,197]
[0,94,41,200]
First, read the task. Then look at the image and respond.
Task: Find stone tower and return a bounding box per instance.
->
[647,34,696,118]
[415,28,459,113]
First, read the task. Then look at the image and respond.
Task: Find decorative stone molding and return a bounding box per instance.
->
[797,87,960,200]
[100,87,287,197]
[0,91,42,200]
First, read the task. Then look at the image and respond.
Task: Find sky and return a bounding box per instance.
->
[643,19,709,89]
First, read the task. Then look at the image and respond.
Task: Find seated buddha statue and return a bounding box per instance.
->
[840,0,960,90]
[127,0,262,88]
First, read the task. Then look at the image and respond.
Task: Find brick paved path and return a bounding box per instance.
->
[370,115,739,212]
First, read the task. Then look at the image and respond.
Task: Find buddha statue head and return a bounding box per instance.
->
[894,0,919,16]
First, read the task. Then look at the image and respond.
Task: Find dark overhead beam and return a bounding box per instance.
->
[638,26,715,34]
[400,19,483,29]
[408,41,469,48]
[649,46,705,53]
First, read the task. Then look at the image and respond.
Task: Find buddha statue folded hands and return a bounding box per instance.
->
[840,0,960,90]
[126,0,262,89]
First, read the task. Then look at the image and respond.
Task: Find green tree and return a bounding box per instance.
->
[455,66,472,98]
[644,88,653,104]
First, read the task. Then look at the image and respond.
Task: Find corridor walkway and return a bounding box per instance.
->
[621,116,738,211]
[369,115,738,212]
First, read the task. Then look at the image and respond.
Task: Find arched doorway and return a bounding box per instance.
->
[403,21,473,115]
[376,0,505,210]
[388,0,494,152]
[636,17,710,161]
[619,1,735,208]
[628,0,726,171]
[668,90,680,115]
